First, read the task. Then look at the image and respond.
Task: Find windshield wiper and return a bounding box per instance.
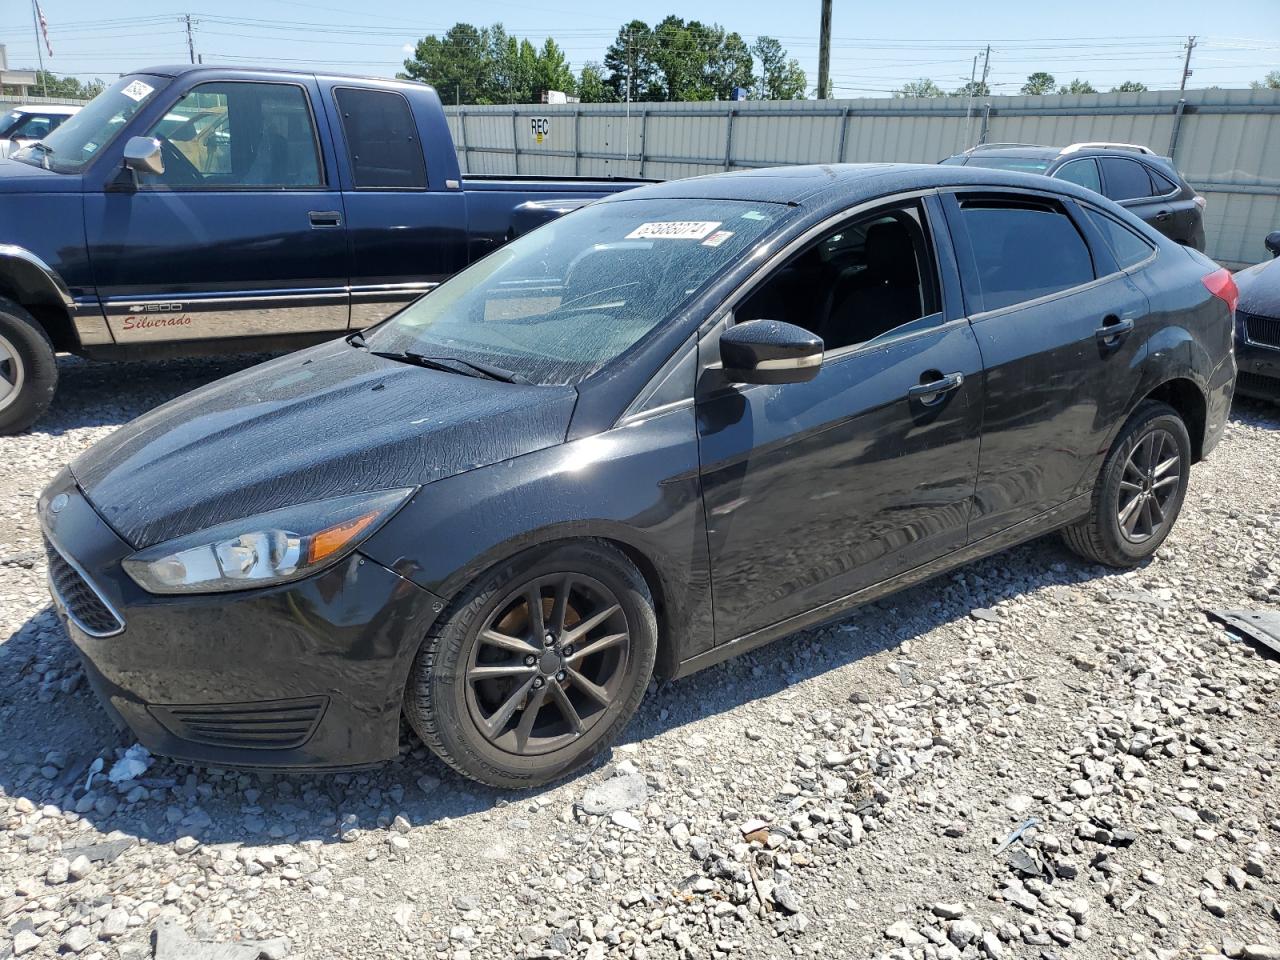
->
[368,348,530,384]
[17,141,53,170]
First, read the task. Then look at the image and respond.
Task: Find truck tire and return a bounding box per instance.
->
[0,297,57,434]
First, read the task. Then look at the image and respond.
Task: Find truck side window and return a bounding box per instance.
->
[334,87,427,190]
[142,81,322,189]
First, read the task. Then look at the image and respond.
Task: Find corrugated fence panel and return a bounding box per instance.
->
[447,89,1280,266]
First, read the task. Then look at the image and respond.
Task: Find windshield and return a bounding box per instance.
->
[964,156,1052,174]
[13,75,167,173]
[363,198,788,385]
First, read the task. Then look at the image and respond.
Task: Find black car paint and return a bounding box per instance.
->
[42,163,1235,771]
[1234,256,1280,399]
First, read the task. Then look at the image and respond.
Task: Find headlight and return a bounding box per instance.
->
[122,488,414,594]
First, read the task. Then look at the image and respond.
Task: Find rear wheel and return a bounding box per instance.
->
[1061,400,1191,567]
[0,298,57,434]
[404,540,657,788]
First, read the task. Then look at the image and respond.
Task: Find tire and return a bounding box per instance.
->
[0,297,57,435]
[404,540,657,789]
[1060,400,1192,568]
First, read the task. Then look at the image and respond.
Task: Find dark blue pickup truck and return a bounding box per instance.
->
[0,65,644,432]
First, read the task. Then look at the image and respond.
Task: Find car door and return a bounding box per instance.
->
[941,190,1149,542]
[1097,155,1180,241]
[325,85,469,328]
[696,196,985,643]
[84,76,350,344]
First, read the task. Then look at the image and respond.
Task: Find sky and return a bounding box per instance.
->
[1,0,1278,96]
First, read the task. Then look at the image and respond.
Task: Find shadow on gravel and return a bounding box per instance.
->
[0,532,1127,853]
[1232,395,1280,429]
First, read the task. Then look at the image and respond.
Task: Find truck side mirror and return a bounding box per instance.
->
[122,136,164,176]
[719,319,823,385]
[1266,231,1280,259]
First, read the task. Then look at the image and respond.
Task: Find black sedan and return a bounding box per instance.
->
[40,163,1237,787]
[1233,230,1280,401]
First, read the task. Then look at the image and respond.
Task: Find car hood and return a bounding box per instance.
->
[1236,258,1280,318]
[0,155,82,191]
[70,339,579,549]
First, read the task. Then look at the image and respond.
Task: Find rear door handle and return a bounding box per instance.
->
[309,210,342,228]
[1155,210,1172,222]
[907,371,964,403]
[1095,316,1135,343]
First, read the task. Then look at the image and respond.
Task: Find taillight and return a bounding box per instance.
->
[1202,268,1238,313]
[1193,195,1207,211]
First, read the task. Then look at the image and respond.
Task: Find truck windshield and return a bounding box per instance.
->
[364,198,788,386]
[13,75,167,173]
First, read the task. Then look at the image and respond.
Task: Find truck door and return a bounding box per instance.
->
[83,76,349,345]
[324,84,469,327]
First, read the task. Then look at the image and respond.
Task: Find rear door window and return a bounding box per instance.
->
[1099,157,1154,201]
[334,87,427,189]
[953,197,1096,312]
[1055,158,1101,193]
[1148,167,1178,195]
[1085,208,1155,269]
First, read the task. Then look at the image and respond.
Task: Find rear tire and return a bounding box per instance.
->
[0,298,57,434]
[404,540,657,789]
[1060,400,1191,568]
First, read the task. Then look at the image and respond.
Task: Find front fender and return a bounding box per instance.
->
[359,405,716,674]
[0,244,74,310]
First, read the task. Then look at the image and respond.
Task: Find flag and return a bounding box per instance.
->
[34,0,52,57]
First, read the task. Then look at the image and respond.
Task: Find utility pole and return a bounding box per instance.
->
[961,53,979,150]
[184,14,196,65]
[817,0,832,99]
[979,43,991,95]
[1179,35,1197,91]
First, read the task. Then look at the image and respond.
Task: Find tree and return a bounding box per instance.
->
[531,38,575,97]
[1111,80,1148,92]
[1020,72,1055,95]
[401,22,493,104]
[751,36,806,99]
[954,80,990,98]
[1251,70,1280,90]
[605,17,757,102]
[896,78,944,98]
[1,71,103,99]
[576,63,614,103]
[604,20,662,101]
[1058,78,1097,94]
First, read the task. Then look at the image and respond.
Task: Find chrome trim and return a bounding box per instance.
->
[102,289,349,343]
[445,179,461,189]
[71,301,115,347]
[0,244,75,308]
[757,353,821,371]
[1062,141,1154,156]
[42,523,126,639]
[349,282,437,329]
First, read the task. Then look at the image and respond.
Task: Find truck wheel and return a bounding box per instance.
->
[0,298,57,434]
[404,540,657,788]
[1060,400,1191,568]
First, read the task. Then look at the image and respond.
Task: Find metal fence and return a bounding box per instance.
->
[0,95,89,107]
[446,87,1280,268]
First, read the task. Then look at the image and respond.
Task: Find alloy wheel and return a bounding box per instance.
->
[464,572,631,756]
[1116,428,1181,543]
[0,333,24,413]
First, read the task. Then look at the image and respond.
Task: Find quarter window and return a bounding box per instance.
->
[1148,167,1178,195]
[141,82,321,188]
[1055,158,1101,193]
[334,87,427,189]
[956,198,1095,312]
[736,202,942,351]
[1099,157,1154,202]
[1085,208,1155,269]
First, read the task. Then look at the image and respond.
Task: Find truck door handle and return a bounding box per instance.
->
[907,371,964,403]
[309,210,342,228]
[1095,315,1135,344]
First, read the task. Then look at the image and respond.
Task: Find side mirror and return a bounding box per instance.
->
[719,319,823,385]
[1266,231,1280,259]
[122,136,164,176]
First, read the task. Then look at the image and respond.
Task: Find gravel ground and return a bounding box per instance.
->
[2,355,1280,960]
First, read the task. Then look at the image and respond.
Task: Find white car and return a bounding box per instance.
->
[0,104,80,158]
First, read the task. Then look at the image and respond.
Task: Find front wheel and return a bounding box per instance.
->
[1060,400,1191,567]
[0,298,57,434]
[404,540,657,788]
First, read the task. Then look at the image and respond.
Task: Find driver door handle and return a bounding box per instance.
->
[907,371,964,402]
[309,210,342,229]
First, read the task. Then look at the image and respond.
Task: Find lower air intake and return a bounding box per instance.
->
[149,697,328,750]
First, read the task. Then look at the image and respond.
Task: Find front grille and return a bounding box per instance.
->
[1244,311,1280,349]
[1237,370,1280,398]
[44,538,124,637]
[149,697,329,750]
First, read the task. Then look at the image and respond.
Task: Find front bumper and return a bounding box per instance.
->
[39,472,444,770]
[1234,327,1280,400]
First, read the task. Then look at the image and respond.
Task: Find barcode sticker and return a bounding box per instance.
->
[625,221,721,241]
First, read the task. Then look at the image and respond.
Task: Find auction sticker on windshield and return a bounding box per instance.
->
[121,80,154,102]
[625,221,721,241]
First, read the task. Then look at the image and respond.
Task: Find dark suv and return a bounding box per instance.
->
[942,142,1206,250]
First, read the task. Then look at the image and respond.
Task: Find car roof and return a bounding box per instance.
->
[134,64,432,87]
[597,162,1111,209]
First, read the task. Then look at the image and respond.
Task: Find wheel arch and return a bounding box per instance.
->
[1142,376,1207,461]
[0,245,79,352]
